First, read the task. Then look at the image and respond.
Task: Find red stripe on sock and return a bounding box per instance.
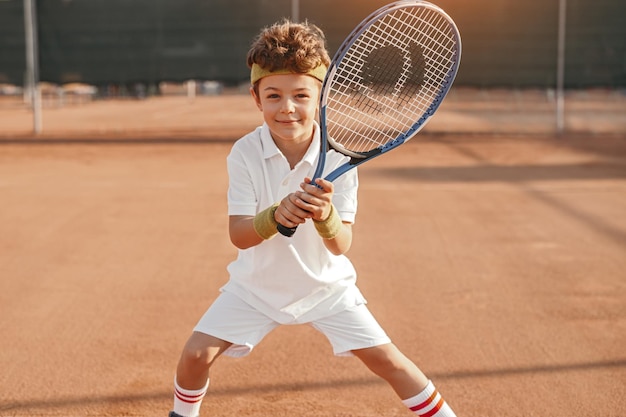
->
[420,397,445,417]
[174,388,205,404]
[410,389,439,412]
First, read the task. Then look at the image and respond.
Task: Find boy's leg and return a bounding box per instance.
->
[353,345,457,417]
[171,291,280,417]
[311,305,456,416]
[176,332,231,389]
[173,332,231,417]
[351,343,427,399]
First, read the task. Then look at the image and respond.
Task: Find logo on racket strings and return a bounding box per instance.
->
[354,42,426,114]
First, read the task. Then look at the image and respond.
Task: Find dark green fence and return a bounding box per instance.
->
[1,0,624,88]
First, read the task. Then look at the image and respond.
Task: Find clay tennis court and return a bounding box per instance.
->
[1,92,625,416]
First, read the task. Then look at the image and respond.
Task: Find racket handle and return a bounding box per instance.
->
[277,223,297,237]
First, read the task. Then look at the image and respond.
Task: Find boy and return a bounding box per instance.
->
[169,20,458,417]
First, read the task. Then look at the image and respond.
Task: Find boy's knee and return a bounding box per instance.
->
[179,332,229,369]
[181,344,210,366]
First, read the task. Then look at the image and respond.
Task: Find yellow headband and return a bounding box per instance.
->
[250,63,327,85]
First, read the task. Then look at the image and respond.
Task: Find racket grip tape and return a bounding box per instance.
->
[277,223,297,237]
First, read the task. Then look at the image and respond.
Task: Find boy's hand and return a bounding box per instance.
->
[274,177,334,228]
[275,192,312,229]
[295,177,334,222]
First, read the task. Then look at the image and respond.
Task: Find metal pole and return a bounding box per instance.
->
[24,0,42,134]
[556,0,567,134]
[291,0,299,22]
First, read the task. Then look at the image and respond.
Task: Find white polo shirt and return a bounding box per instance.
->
[222,122,366,324]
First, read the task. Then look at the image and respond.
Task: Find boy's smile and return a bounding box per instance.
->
[252,73,321,148]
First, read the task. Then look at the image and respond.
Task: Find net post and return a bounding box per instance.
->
[556,0,567,135]
[24,0,42,134]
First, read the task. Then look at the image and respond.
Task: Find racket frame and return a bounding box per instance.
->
[319,0,462,182]
[277,0,461,236]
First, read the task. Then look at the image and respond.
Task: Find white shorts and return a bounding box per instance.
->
[193,291,391,357]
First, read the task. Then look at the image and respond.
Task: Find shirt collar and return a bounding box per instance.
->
[260,122,321,169]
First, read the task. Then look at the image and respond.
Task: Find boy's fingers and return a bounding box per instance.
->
[301,179,333,194]
[277,194,312,226]
[314,178,333,192]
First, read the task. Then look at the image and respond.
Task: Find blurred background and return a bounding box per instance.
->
[1,0,625,136]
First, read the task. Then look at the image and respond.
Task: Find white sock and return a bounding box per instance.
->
[402,380,457,417]
[173,377,209,417]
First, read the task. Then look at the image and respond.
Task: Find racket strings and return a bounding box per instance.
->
[367,9,455,107]
[326,5,459,155]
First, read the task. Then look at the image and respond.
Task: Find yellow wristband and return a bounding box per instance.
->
[313,204,342,239]
[253,203,279,240]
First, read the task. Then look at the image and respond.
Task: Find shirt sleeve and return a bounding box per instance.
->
[227,141,259,217]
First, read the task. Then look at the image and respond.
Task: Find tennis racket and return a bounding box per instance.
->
[277,0,461,237]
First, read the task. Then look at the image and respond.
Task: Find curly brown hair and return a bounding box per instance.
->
[246,19,331,74]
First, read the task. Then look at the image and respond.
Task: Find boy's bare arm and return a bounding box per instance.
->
[320,221,353,255]
[229,215,264,249]
[229,198,310,249]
